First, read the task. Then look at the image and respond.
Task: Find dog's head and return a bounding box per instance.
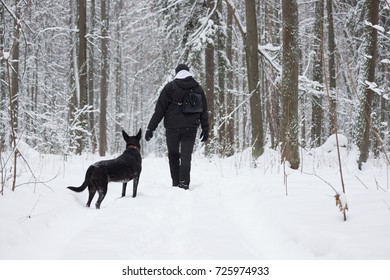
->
[122,129,142,150]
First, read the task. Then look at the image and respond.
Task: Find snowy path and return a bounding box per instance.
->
[3,165,271,259]
[1,156,306,259]
[1,150,390,260]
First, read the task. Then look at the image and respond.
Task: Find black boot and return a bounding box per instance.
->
[178,181,189,190]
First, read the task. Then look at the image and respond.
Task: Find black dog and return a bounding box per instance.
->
[68,129,142,209]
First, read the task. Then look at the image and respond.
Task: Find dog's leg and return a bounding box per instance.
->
[132,176,139,198]
[86,183,97,208]
[122,182,127,197]
[95,184,107,209]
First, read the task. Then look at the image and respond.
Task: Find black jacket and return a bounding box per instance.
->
[147,77,209,131]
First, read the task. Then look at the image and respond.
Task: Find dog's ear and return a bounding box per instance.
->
[136,129,142,141]
[122,130,130,141]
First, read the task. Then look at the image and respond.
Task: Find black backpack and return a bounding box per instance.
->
[168,81,203,114]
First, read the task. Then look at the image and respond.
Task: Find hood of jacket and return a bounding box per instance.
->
[174,70,199,90]
[174,76,199,90]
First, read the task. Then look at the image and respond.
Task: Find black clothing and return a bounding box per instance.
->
[166,128,197,186]
[175,64,189,74]
[200,127,209,142]
[147,77,209,132]
[146,74,209,189]
[145,129,153,141]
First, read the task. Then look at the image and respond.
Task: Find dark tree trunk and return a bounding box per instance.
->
[99,0,109,156]
[311,0,324,147]
[77,0,88,154]
[357,0,379,169]
[281,0,300,169]
[327,0,337,134]
[245,0,264,158]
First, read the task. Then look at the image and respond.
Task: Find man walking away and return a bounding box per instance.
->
[145,64,209,190]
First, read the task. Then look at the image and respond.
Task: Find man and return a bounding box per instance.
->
[145,64,209,190]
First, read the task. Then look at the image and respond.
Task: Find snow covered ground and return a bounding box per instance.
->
[1,136,390,262]
[1,138,390,279]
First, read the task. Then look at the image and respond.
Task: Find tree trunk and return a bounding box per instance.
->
[357,0,379,169]
[77,0,88,154]
[99,0,109,156]
[205,0,215,155]
[245,0,264,159]
[311,0,324,147]
[327,0,337,134]
[281,0,300,169]
[11,0,20,135]
[115,0,124,152]
[225,2,234,156]
[68,0,78,151]
[217,0,227,156]
[0,4,6,151]
[88,0,97,154]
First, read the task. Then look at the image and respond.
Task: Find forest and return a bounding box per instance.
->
[0,0,389,180]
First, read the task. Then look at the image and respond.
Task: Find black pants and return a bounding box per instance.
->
[166,128,197,186]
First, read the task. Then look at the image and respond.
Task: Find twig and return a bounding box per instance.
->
[374,176,386,192]
[283,160,288,196]
[15,151,57,192]
[355,175,369,190]
[303,171,348,221]
[383,199,390,210]
[302,171,338,193]
[18,196,41,224]
[15,171,59,191]
[0,149,4,196]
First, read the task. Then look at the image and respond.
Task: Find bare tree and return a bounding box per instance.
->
[114,0,124,152]
[356,0,379,169]
[77,0,88,154]
[0,3,6,151]
[10,0,20,135]
[216,0,226,155]
[327,0,337,134]
[224,2,235,156]
[88,0,97,153]
[311,0,324,147]
[205,0,216,154]
[281,0,300,169]
[245,0,264,158]
[99,0,109,156]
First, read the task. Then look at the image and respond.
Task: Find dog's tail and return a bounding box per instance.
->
[67,165,94,192]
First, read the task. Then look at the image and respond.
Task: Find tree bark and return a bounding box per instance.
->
[0,4,6,151]
[281,0,300,169]
[245,0,264,158]
[77,0,88,154]
[327,0,337,134]
[115,0,124,152]
[225,2,234,156]
[88,0,97,154]
[99,0,109,156]
[10,0,20,135]
[311,0,324,147]
[205,0,215,155]
[357,0,379,169]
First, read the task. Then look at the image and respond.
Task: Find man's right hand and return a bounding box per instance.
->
[145,129,153,141]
